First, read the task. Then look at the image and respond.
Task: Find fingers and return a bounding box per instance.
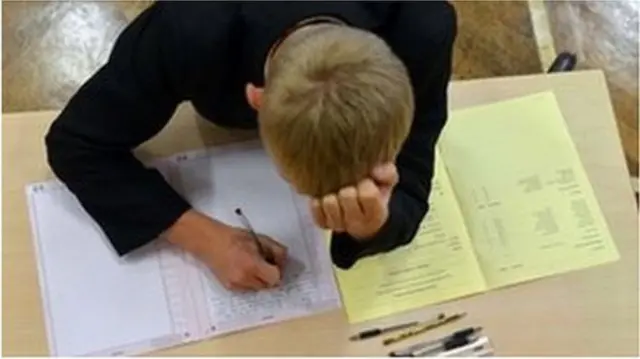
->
[226,264,273,291]
[314,180,383,234]
[259,235,289,270]
[357,179,383,221]
[311,166,394,235]
[253,259,281,287]
[339,186,365,224]
[244,234,284,287]
[232,277,266,291]
[322,194,345,232]
[221,231,286,291]
[310,199,328,229]
[371,163,398,187]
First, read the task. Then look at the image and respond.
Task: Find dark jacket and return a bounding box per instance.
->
[45,2,457,269]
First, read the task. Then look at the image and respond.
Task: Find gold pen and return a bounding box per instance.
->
[382,312,467,346]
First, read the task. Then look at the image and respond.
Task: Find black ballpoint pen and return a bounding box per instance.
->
[349,321,420,341]
[235,208,275,264]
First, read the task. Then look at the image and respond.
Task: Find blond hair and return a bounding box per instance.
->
[259,23,414,197]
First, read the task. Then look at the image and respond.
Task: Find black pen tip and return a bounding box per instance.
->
[234,208,242,215]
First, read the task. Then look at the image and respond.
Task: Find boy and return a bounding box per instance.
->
[45,3,457,291]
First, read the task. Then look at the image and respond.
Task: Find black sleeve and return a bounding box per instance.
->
[45,3,233,255]
[330,2,457,269]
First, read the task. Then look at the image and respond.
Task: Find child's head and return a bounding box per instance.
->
[255,24,414,197]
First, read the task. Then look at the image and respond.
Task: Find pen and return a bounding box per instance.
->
[412,329,481,357]
[390,337,447,357]
[471,348,494,357]
[349,320,422,341]
[383,312,466,346]
[235,208,275,264]
[389,327,482,357]
[436,335,491,357]
[389,335,451,357]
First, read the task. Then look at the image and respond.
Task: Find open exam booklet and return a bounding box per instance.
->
[335,92,621,323]
[26,142,341,356]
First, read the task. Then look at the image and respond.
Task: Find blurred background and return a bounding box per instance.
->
[2,0,638,179]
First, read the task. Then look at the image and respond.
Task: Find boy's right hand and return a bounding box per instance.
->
[165,209,288,291]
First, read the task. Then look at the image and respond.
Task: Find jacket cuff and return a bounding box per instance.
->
[329,213,397,270]
[330,191,421,269]
[106,190,192,256]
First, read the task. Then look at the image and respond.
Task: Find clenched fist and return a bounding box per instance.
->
[310,163,398,240]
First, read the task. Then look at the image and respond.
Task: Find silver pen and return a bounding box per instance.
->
[389,327,482,357]
[412,328,482,357]
[389,336,446,356]
[437,336,492,357]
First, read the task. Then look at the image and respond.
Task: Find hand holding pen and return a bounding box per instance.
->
[235,207,289,267]
[165,208,288,292]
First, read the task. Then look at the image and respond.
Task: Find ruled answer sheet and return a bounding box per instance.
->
[26,141,341,356]
[164,141,341,335]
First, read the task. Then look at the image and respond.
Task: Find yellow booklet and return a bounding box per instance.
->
[335,92,620,323]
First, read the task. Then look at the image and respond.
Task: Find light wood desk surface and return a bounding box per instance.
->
[3,70,638,356]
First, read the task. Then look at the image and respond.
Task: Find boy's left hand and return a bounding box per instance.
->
[310,163,398,240]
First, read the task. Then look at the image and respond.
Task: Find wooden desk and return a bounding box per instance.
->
[3,70,638,356]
